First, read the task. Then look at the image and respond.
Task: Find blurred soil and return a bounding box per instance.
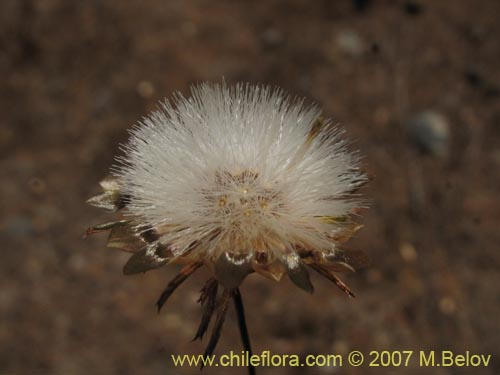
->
[1,0,499,374]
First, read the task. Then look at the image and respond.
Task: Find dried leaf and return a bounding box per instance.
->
[309,263,355,298]
[87,176,129,211]
[252,260,286,282]
[123,244,169,275]
[324,248,370,271]
[84,220,131,238]
[156,262,203,311]
[214,252,252,289]
[99,176,120,191]
[137,226,160,243]
[320,215,350,224]
[107,224,144,253]
[192,278,218,341]
[331,223,364,243]
[202,289,231,369]
[321,261,356,273]
[86,192,122,211]
[287,262,314,294]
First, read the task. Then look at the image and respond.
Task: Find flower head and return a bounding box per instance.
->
[86,82,368,363]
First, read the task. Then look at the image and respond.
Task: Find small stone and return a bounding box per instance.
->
[336,29,365,57]
[67,253,87,272]
[399,242,417,262]
[366,268,382,283]
[405,111,450,157]
[261,28,284,48]
[439,296,456,315]
[136,80,155,98]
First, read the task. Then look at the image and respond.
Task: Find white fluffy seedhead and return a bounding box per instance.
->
[113,83,365,271]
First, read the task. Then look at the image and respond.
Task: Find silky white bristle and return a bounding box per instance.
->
[113,82,365,268]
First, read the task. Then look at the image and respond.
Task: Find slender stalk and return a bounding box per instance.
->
[233,288,255,375]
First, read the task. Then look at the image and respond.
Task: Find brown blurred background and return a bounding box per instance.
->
[1,0,499,374]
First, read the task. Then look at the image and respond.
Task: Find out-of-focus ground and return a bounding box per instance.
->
[1,0,499,374]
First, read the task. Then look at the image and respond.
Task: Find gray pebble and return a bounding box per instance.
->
[261,28,284,48]
[336,29,365,57]
[405,111,450,157]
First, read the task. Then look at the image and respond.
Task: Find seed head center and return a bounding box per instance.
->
[209,170,280,224]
